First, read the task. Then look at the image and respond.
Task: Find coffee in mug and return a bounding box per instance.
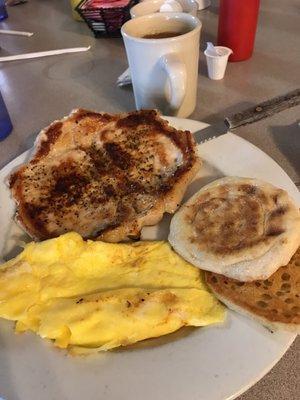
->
[142,29,190,39]
[121,13,201,118]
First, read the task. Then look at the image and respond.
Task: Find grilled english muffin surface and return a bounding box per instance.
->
[9,109,200,242]
[168,177,300,281]
[205,247,300,332]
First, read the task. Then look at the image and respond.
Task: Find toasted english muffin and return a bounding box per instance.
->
[205,247,300,333]
[168,177,300,281]
[9,109,200,242]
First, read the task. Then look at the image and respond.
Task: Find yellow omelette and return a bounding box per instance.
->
[0,232,225,354]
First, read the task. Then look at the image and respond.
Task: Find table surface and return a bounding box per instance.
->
[0,0,299,399]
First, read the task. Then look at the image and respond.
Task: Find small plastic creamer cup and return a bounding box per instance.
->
[204,46,232,80]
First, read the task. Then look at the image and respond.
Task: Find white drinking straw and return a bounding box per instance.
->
[0,46,91,62]
[0,29,34,37]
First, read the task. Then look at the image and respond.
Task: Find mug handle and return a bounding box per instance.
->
[160,54,187,111]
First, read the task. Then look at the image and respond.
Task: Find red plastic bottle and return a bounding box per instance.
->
[217,0,260,62]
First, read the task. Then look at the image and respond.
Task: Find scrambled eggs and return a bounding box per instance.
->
[0,233,225,354]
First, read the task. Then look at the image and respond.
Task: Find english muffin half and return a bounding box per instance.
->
[168,177,300,281]
[205,247,300,333]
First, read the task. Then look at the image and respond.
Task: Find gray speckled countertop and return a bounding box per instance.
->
[0,0,299,399]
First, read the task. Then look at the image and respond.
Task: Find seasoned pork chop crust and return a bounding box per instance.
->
[9,109,200,242]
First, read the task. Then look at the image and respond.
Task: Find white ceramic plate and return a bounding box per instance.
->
[0,117,298,400]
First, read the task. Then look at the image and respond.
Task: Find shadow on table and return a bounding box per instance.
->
[248,52,300,87]
[258,6,300,36]
[269,121,300,181]
[87,51,136,111]
[44,0,92,38]
[59,17,92,38]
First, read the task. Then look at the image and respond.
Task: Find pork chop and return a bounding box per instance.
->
[9,109,201,242]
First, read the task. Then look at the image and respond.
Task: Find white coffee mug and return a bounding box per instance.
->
[121,13,201,118]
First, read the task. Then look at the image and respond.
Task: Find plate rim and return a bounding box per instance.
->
[0,117,298,400]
